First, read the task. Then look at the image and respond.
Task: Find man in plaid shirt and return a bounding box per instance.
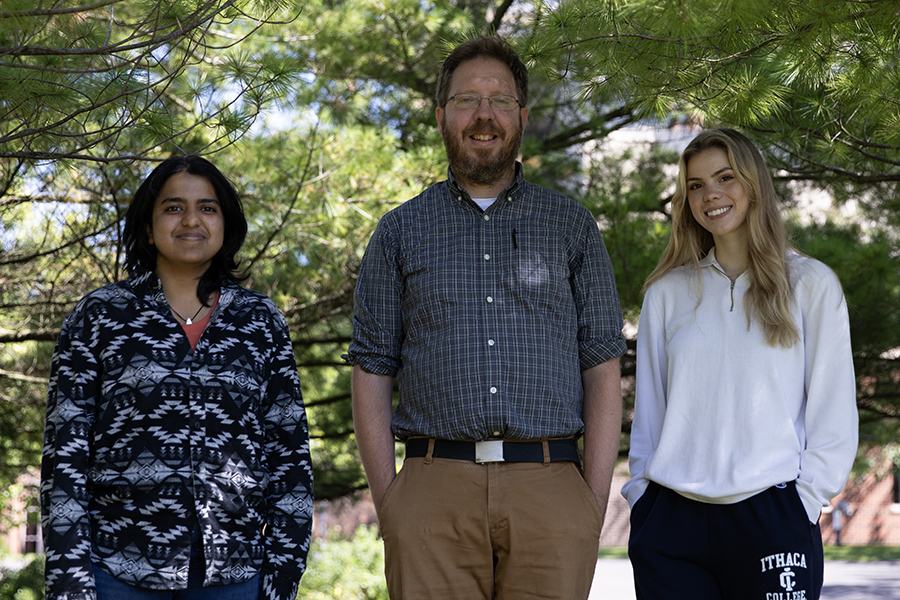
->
[346,35,626,600]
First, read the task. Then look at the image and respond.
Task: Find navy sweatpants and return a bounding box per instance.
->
[628,481,823,600]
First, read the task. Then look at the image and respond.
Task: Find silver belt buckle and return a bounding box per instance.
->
[475,440,505,464]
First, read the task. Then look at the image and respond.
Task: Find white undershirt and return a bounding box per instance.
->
[472,197,497,211]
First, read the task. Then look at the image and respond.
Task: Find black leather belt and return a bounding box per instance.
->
[405,438,580,465]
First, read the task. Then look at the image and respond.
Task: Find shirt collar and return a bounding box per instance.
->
[446,161,525,204]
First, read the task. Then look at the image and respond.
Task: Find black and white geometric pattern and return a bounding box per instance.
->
[42,270,313,600]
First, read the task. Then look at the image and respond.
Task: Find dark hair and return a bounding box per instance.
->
[123,155,248,304]
[436,36,529,108]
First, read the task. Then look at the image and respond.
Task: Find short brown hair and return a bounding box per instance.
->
[436,36,529,108]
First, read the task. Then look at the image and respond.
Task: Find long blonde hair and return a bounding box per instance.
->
[645,128,799,347]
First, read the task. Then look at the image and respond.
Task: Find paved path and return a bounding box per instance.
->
[820,561,900,600]
[589,559,900,599]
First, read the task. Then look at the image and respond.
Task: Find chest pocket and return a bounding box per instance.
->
[504,230,572,307]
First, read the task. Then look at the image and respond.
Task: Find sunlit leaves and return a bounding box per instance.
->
[0,0,302,163]
[535,0,900,181]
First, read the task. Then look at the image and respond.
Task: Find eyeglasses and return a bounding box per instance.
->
[447,94,522,111]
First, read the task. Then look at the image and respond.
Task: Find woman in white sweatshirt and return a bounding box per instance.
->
[623,128,858,600]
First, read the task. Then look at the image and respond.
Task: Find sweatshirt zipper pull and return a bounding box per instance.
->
[729,278,736,312]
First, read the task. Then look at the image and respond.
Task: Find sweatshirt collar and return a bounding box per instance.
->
[700,247,748,282]
[699,247,719,269]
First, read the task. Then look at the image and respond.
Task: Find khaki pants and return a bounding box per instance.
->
[379,455,603,600]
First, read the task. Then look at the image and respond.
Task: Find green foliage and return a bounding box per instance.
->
[533,0,900,182]
[581,144,677,320]
[790,219,900,450]
[299,526,388,600]
[0,0,302,164]
[218,120,436,499]
[0,555,43,600]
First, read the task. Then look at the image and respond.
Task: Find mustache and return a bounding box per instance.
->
[464,124,503,137]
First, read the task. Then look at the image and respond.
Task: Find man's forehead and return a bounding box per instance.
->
[449,57,515,89]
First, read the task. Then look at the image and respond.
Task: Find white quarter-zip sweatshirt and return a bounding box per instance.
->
[623,249,858,523]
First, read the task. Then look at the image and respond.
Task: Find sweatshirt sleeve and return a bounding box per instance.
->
[260,306,314,600]
[622,285,668,508]
[41,305,99,600]
[795,262,859,523]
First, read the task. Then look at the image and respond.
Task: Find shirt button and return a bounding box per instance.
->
[486,296,493,303]
[484,254,490,261]
[488,339,495,346]
[493,430,502,436]
[490,387,497,394]
[483,214,490,221]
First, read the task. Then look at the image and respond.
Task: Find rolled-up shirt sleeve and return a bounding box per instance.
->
[571,214,627,370]
[346,215,405,376]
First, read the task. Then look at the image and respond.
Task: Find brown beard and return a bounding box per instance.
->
[441,115,523,189]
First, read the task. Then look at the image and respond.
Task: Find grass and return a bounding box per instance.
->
[597,547,629,559]
[599,546,900,562]
[823,545,900,561]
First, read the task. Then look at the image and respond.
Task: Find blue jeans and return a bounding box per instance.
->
[92,526,259,599]
[92,565,260,600]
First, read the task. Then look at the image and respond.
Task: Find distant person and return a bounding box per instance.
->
[346,36,627,599]
[624,128,859,600]
[41,156,313,600]
[832,499,853,546]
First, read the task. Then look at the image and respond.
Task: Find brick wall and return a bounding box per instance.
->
[600,473,631,547]
[820,465,900,546]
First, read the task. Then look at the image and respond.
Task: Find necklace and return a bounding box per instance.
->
[169,304,205,325]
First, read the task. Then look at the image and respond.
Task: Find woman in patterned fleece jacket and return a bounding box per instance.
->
[41,156,313,600]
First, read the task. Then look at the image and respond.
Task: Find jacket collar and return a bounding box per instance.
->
[125,268,236,310]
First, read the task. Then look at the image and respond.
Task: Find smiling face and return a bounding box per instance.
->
[685,146,752,247]
[147,171,225,278]
[435,56,529,196]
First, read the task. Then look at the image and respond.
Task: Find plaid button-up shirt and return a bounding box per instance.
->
[347,165,626,441]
